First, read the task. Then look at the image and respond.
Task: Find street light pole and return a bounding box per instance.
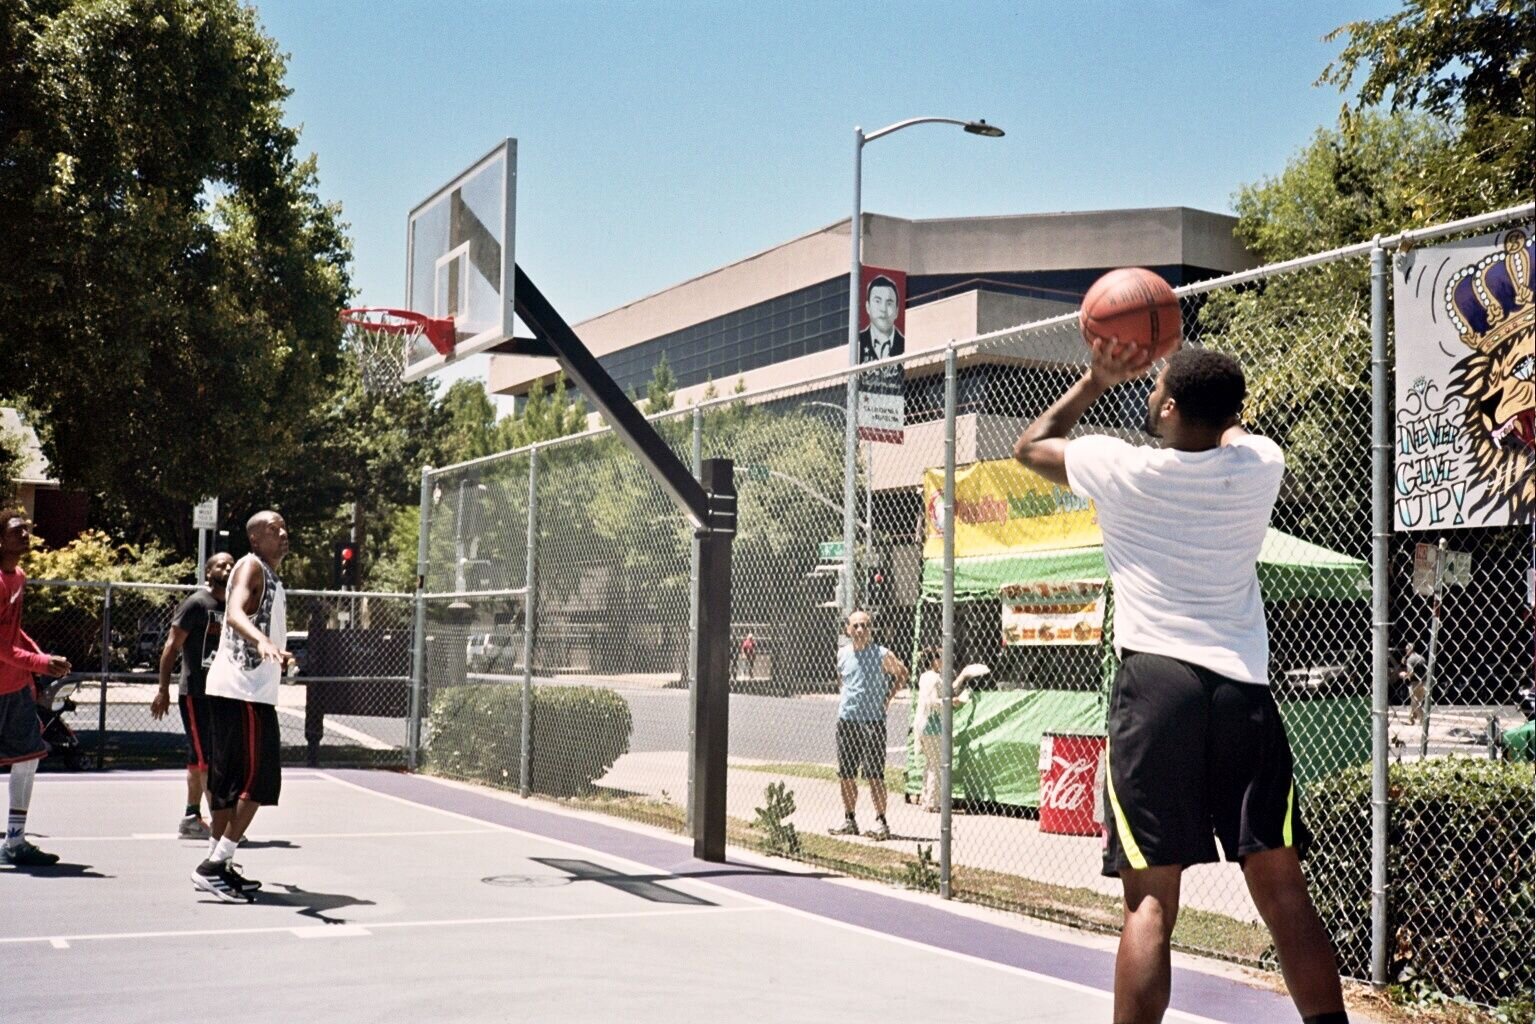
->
[844,116,1004,616]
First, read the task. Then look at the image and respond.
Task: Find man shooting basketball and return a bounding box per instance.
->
[1013,341,1349,1024]
[192,511,293,902]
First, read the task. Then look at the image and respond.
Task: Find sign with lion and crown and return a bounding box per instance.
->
[1393,225,1534,531]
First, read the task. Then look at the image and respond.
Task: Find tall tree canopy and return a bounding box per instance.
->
[0,0,352,541]
[1320,0,1532,221]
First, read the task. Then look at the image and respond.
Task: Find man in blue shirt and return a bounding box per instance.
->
[830,610,909,841]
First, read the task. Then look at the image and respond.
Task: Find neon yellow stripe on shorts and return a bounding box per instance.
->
[1104,741,1147,870]
[1283,781,1295,847]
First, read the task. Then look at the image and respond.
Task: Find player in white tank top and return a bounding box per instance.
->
[191,511,294,904]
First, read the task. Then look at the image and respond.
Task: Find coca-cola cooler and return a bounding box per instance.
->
[1038,732,1107,836]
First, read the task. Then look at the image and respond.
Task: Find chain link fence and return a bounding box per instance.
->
[22,580,413,770]
[415,207,1532,1010]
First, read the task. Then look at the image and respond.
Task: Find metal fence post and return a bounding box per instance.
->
[687,406,702,830]
[520,445,539,798]
[1369,238,1390,987]
[691,458,736,862]
[408,466,432,771]
[97,583,111,770]
[939,344,957,898]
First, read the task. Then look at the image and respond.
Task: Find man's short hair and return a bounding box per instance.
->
[204,552,233,574]
[865,275,898,302]
[246,510,278,536]
[1164,348,1247,427]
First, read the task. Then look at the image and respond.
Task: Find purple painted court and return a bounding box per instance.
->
[0,769,1379,1023]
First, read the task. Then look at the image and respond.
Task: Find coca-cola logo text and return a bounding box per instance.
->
[1040,756,1096,811]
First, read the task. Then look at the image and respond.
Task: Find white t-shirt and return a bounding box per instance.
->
[1064,433,1285,684]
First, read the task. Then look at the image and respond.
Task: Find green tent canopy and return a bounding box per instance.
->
[920,527,1369,603]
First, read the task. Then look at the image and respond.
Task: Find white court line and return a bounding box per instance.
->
[0,906,769,948]
[273,706,392,750]
[317,772,1232,1024]
[98,829,499,842]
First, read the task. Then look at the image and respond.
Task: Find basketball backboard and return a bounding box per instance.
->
[402,138,517,381]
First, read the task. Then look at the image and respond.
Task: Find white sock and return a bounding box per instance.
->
[9,758,37,815]
[207,836,219,859]
[211,835,239,864]
[7,760,37,848]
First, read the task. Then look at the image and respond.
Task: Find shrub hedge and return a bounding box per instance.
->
[426,683,632,797]
[1304,757,1534,1006]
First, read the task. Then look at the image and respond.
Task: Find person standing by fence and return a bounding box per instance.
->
[1014,343,1349,1024]
[191,511,293,902]
[829,610,907,841]
[0,512,71,867]
[152,552,235,839]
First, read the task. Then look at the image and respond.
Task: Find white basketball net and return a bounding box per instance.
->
[340,311,416,397]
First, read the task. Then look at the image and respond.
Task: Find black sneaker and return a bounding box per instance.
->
[191,860,252,903]
[0,840,60,867]
[828,819,861,836]
[224,862,262,893]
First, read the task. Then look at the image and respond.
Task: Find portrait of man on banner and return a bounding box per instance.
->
[1393,225,1534,530]
[857,269,906,362]
[856,265,908,444]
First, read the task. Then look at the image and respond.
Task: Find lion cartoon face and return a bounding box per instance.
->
[1444,230,1535,524]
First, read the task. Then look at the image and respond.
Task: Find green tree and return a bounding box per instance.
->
[0,0,351,548]
[1320,0,1533,221]
[643,354,677,414]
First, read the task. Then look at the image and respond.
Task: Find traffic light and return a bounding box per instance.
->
[332,541,361,590]
[867,567,889,608]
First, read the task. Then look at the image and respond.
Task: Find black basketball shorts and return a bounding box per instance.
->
[1101,651,1308,877]
[206,696,281,810]
[0,686,47,765]
[178,694,212,771]
[836,719,887,780]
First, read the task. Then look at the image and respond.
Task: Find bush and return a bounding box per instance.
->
[1304,758,1534,1006]
[425,683,632,797]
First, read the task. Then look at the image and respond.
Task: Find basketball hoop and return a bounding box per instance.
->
[338,307,455,395]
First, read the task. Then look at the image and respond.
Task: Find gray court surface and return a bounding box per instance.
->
[2,769,1337,1024]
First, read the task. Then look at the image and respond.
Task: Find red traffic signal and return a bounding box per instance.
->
[332,541,361,589]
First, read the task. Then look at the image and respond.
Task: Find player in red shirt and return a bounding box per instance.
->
[0,512,72,867]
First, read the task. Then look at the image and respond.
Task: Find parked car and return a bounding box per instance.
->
[284,630,309,678]
[133,625,168,669]
[466,632,518,673]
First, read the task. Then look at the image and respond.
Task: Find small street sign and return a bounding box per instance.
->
[192,497,219,531]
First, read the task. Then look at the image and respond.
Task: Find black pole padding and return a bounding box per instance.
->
[691,458,736,862]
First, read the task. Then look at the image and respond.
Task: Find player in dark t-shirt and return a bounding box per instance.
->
[152,554,234,838]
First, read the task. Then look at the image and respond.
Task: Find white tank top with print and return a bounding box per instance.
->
[205,554,286,706]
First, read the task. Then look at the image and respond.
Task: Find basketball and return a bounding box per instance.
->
[1079,268,1182,363]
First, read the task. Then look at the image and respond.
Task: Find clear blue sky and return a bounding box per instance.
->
[255,0,1397,392]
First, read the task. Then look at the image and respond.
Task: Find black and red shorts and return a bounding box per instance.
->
[206,695,281,810]
[177,694,213,770]
[1102,651,1308,877]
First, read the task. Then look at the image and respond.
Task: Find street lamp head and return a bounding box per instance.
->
[963,119,1005,138]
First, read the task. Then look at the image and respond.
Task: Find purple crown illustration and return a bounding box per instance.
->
[1445,228,1533,353]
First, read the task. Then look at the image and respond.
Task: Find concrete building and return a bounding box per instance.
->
[489,207,1256,415]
